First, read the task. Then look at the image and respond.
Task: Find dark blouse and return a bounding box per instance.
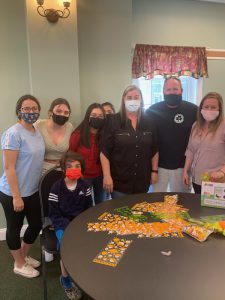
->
[101,112,158,194]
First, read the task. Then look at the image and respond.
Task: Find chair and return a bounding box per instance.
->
[39,166,64,300]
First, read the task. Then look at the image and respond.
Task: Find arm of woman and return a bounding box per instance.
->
[183,156,193,186]
[69,130,80,152]
[208,122,225,181]
[100,152,113,193]
[210,167,225,181]
[4,150,24,212]
[183,126,195,186]
[151,152,159,184]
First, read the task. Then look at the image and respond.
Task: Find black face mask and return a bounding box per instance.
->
[52,113,69,126]
[89,117,105,130]
[164,94,182,107]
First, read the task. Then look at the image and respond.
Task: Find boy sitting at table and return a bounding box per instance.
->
[48,151,93,300]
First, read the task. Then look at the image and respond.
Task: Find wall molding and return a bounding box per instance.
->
[206,48,225,59]
[0,225,28,241]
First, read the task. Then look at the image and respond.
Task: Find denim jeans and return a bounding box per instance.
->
[111,190,127,199]
[148,185,154,193]
[84,176,107,205]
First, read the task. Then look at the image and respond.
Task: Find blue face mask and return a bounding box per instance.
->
[20,112,40,124]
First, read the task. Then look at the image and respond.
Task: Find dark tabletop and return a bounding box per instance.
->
[61,192,225,300]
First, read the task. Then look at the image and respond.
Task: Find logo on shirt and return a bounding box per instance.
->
[79,191,84,195]
[174,114,184,124]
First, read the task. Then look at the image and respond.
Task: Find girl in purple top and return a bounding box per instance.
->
[183,92,225,194]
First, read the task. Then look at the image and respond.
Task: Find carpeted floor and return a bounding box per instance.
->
[0,239,92,300]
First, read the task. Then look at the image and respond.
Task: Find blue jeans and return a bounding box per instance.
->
[84,176,107,205]
[148,185,153,193]
[111,190,127,199]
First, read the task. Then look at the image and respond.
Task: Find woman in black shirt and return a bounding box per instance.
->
[100,85,159,198]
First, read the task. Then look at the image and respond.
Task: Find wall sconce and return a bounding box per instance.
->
[36,0,71,23]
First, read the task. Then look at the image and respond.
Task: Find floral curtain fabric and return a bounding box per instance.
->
[132,44,208,79]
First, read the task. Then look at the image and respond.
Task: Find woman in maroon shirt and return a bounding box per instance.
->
[69,103,106,204]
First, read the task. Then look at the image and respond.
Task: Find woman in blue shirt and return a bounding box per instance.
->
[0,95,45,278]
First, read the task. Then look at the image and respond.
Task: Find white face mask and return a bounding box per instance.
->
[201,109,219,122]
[125,100,141,112]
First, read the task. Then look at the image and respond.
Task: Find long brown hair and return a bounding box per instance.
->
[193,92,224,136]
[119,85,144,126]
[75,103,105,148]
[48,98,71,116]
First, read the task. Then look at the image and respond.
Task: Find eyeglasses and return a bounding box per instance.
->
[21,106,39,113]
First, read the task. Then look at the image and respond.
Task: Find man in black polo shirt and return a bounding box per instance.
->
[146,77,197,192]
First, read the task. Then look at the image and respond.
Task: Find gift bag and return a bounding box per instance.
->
[201,181,225,209]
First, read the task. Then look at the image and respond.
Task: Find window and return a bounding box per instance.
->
[132,76,202,109]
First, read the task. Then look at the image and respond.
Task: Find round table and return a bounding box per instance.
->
[61,193,225,300]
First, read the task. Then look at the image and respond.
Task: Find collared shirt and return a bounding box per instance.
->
[101,113,158,194]
[185,120,225,185]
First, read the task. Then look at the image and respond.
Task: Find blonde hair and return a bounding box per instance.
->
[119,85,144,124]
[193,92,224,136]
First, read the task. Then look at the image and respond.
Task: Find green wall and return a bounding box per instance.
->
[0,0,80,229]
[132,0,225,99]
[0,0,30,229]
[1,0,225,229]
[77,0,132,112]
[0,0,30,135]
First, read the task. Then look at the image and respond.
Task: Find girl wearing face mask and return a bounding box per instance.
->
[34,98,74,262]
[0,95,45,278]
[34,98,74,175]
[102,101,116,115]
[48,151,92,299]
[69,103,106,205]
[100,85,159,198]
[183,92,225,194]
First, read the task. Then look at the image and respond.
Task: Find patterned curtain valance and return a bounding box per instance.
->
[132,44,208,79]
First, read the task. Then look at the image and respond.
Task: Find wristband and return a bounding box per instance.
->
[151,170,158,174]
